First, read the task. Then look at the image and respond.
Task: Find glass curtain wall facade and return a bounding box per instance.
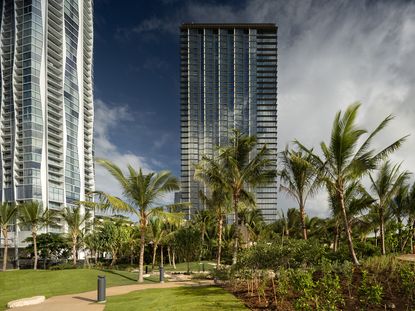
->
[0,0,94,242]
[180,24,278,223]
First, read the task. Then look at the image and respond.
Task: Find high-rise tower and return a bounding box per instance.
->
[0,0,94,234]
[180,23,277,223]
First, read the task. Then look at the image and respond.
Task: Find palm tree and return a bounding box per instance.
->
[149,216,166,270]
[96,160,179,283]
[390,183,410,251]
[284,208,301,238]
[369,161,409,255]
[0,203,17,271]
[279,147,320,239]
[297,102,406,265]
[192,208,213,262]
[61,206,92,265]
[402,183,415,253]
[239,207,265,243]
[327,181,374,250]
[195,130,276,264]
[18,201,57,270]
[198,189,230,267]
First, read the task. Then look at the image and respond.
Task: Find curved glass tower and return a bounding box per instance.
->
[180,23,278,223]
[0,0,94,233]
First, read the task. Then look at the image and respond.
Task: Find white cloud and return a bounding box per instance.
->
[93,100,175,211]
[181,0,415,217]
[94,99,153,198]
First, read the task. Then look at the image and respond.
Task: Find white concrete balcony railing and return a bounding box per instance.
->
[48,108,62,121]
[47,79,63,93]
[48,17,63,35]
[49,2,64,17]
[47,38,63,55]
[48,154,63,164]
[48,124,63,134]
[47,46,61,62]
[48,144,62,155]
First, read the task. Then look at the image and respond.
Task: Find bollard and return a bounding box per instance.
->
[159,266,164,283]
[97,275,106,303]
[145,265,148,274]
[202,263,205,272]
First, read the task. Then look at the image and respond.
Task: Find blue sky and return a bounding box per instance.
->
[94,0,184,175]
[93,0,415,217]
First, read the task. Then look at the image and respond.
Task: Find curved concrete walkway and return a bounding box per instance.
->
[12,280,214,311]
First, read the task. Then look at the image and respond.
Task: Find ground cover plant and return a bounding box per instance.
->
[221,244,415,310]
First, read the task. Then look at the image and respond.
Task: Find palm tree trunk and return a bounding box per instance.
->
[2,228,8,271]
[167,246,172,266]
[379,207,386,255]
[333,223,339,252]
[339,188,359,265]
[232,193,240,265]
[152,244,158,270]
[299,201,308,240]
[217,216,223,268]
[412,219,415,254]
[32,229,38,270]
[72,235,77,265]
[398,218,403,251]
[401,217,412,252]
[199,224,205,262]
[160,245,164,267]
[110,249,117,267]
[85,249,90,268]
[172,248,176,269]
[138,223,146,283]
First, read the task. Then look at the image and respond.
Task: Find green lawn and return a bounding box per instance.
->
[105,286,248,311]
[0,269,140,310]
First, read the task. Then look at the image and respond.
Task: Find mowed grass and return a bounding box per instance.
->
[105,286,248,311]
[0,269,138,310]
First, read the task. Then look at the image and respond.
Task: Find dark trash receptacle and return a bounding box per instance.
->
[97,275,106,303]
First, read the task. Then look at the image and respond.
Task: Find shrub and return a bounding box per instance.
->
[316,270,344,310]
[291,268,316,311]
[399,263,415,304]
[275,267,290,302]
[234,239,327,272]
[211,266,231,281]
[359,269,383,307]
[338,261,354,297]
[49,262,78,270]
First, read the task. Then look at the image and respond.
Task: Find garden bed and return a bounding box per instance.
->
[223,264,413,310]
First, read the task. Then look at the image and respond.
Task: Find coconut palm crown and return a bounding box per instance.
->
[296,102,407,265]
[369,161,410,255]
[279,147,320,239]
[95,159,180,283]
[18,201,58,270]
[195,129,277,264]
[61,206,92,265]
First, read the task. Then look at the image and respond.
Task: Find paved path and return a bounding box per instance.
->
[13,280,214,311]
[397,254,415,262]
